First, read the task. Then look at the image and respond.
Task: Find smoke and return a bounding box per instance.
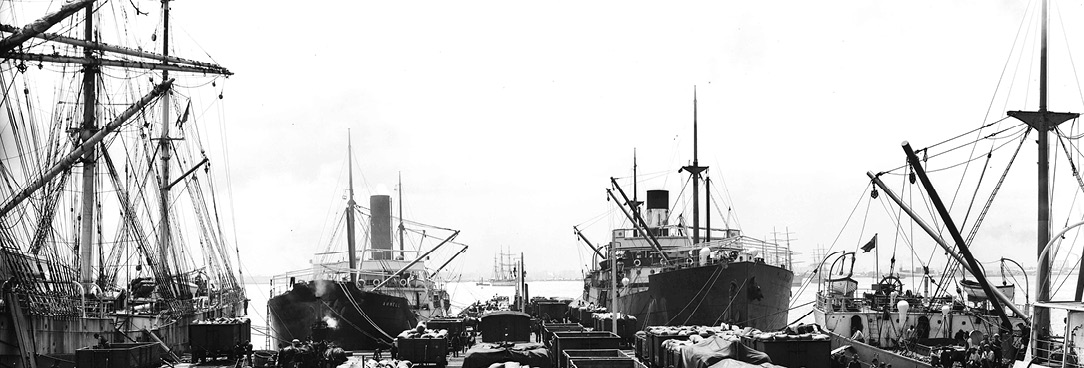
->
[314,280,332,298]
[324,315,340,329]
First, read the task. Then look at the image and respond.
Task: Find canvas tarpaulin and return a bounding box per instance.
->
[463,342,551,368]
[679,336,772,368]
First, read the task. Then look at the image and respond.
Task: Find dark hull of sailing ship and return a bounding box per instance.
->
[0,302,247,367]
[268,281,415,350]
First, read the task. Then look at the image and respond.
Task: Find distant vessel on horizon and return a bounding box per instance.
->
[482,249,520,286]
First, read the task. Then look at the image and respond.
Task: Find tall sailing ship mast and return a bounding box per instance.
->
[0,1,245,366]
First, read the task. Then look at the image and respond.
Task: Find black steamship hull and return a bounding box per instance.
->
[601,261,792,331]
[268,280,416,350]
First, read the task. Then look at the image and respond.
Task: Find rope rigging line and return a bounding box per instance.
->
[678,263,726,325]
[706,174,739,232]
[1052,2,1084,112]
[878,120,1021,175]
[1056,131,1084,197]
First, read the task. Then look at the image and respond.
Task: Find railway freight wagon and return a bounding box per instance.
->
[189,318,252,362]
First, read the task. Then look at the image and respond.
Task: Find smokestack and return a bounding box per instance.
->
[645,190,669,228]
[370,195,392,260]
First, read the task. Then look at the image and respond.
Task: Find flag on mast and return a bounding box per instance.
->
[861,234,877,253]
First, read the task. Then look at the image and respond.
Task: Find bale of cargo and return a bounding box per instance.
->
[462,342,552,368]
[551,331,621,368]
[569,358,647,368]
[75,343,160,368]
[569,306,582,323]
[563,349,633,368]
[428,318,467,352]
[480,311,532,342]
[398,327,450,339]
[673,336,771,368]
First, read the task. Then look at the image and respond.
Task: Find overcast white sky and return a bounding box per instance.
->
[30,0,1084,282]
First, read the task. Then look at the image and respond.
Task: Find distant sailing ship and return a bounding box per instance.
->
[485,249,520,287]
[267,138,462,350]
[0,1,247,367]
[577,92,793,331]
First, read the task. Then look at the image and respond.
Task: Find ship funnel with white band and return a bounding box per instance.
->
[646,190,669,228]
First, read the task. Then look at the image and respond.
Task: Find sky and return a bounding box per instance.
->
[14,0,1084,287]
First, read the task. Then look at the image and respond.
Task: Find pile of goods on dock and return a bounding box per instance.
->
[636,324,830,368]
[365,358,415,368]
[398,327,451,339]
[193,317,251,324]
[463,342,552,368]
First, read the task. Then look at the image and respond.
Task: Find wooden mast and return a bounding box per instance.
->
[347,133,358,285]
[78,1,97,288]
[157,0,174,296]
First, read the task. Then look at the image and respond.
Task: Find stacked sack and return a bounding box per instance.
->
[396,328,449,339]
[193,317,250,324]
[646,323,830,344]
[486,362,535,368]
[365,359,413,368]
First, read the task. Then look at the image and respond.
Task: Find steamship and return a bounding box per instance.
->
[268,141,457,350]
[578,92,793,331]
